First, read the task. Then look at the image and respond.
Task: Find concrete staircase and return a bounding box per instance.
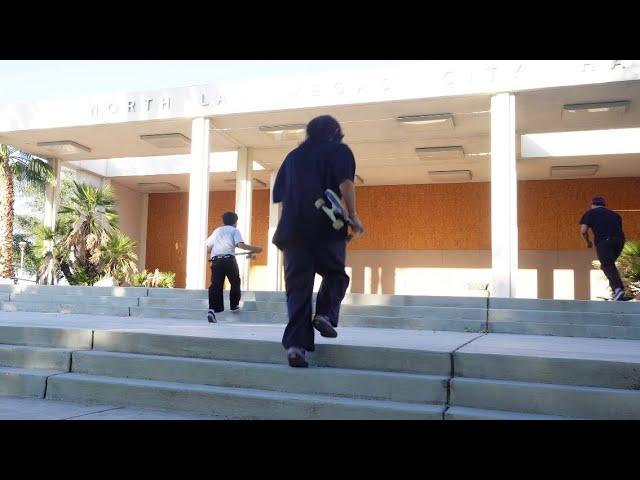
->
[0,284,489,333]
[447,334,640,419]
[1,284,639,419]
[489,297,640,340]
[1,284,639,340]
[0,322,638,419]
[0,325,91,398]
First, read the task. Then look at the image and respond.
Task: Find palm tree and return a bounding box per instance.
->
[59,181,118,285]
[619,240,640,299]
[0,145,53,279]
[102,232,139,285]
[31,220,70,285]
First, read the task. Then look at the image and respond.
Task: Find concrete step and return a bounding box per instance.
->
[488,320,640,340]
[244,300,487,320]
[0,284,144,297]
[320,315,486,333]
[343,293,487,308]
[0,367,61,398]
[130,306,486,332]
[146,288,488,308]
[130,306,281,321]
[490,309,640,327]
[46,373,444,419]
[71,350,448,404]
[0,326,93,349]
[8,293,139,307]
[0,344,72,371]
[146,287,208,299]
[1,301,130,317]
[450,377,640,419]
[454,351,640,390]
[0,396,222,420]
[444,406,571,420]
[92,330,452,375]
[139,297,227,309]
[491,297,640,314]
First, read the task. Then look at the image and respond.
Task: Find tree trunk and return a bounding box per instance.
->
[0,155,15,279]
[60,261,77,285]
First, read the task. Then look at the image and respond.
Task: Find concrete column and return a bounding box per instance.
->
[43,158,62,230]
[267,170,284,291]
[235,147,253,289]
[138,193,149,271]
[185,117,211,290]
[490,93,518,298]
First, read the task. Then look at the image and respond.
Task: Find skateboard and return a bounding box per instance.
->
[315,188,353,241]
[596,295,630,302]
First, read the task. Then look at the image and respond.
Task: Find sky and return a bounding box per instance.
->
[0,60,422,105]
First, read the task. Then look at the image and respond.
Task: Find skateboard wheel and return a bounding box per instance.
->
[333,219,344,230]
[315,198,325,209]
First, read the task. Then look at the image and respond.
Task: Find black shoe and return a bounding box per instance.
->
[312,314,338,338]
[207,310,217,323]
[613,289,626,301]
[287,347,308,368]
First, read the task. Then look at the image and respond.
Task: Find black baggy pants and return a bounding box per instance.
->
[596,237,625,293]
[208,256,241,313]
[281,240,350,352]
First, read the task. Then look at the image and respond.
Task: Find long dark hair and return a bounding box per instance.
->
[303,115,344,144]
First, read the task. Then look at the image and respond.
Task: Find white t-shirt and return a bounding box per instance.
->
[205,226,244,258]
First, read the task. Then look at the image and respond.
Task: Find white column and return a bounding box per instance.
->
[43,158,62,230]
[185,117,211,290]
[235,147,253,289]
[267,171,284,291]
[138,193,149,271]
[490,93,518,298]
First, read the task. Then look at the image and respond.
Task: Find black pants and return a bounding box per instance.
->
[281,240,350,352]
[596,237,625,293]
[208,256,241,313]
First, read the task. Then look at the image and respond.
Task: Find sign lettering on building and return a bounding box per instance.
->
[89,85,220,121]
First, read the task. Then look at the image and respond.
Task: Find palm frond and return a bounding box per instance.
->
[11,157,53,189]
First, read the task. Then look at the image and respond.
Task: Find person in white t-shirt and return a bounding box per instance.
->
[205,211,262,323]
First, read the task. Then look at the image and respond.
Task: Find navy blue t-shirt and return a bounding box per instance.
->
[272,140,356,247]
[579,207,625,245]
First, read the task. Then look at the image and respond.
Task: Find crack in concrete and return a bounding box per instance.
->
[62,406,125,420]
[445,332,489,410]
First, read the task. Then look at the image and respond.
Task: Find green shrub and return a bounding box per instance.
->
[130,268,175,288]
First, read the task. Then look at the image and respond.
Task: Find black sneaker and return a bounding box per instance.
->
[287,347,308,368]
[613,289,626,301]
[312,314,338,338]
[207,310,217,323]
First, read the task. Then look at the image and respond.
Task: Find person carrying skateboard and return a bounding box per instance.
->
[579,195,627,301]
[205,211,263,323]
[272,115,365,368]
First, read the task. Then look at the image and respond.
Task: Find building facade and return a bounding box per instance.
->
[1,60,639,299]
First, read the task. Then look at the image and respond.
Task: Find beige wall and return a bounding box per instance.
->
[342,249,606,300]
[111,180,145,267]
[248,249,608,299]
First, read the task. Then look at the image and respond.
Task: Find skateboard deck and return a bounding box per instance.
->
[315,188,353,241]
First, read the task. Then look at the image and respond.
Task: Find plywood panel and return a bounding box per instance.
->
[350,183,491,250]
[147,178,640,288]
[147,190,270,288]
[519,178,640,249]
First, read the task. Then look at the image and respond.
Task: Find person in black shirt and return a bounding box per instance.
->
[272,115,365,367]
[579,195,626,301]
